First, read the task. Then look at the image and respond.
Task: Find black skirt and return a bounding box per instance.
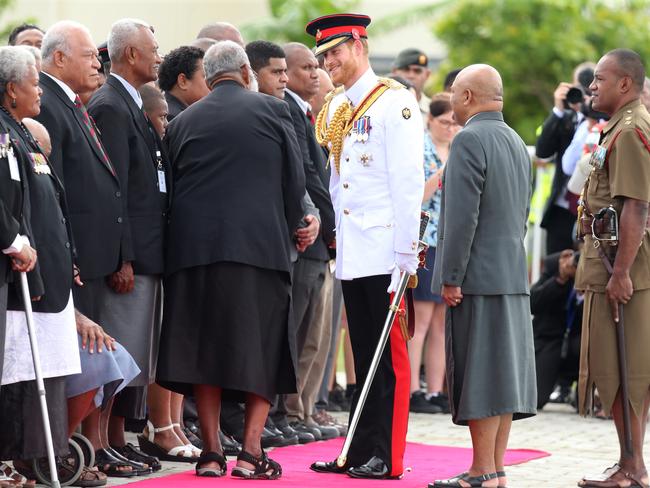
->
[0,376,69,460]
[156,262,296,403]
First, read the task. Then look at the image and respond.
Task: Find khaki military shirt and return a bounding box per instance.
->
[575,100,650,292]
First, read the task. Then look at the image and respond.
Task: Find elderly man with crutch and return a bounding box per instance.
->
[576,49,650,488]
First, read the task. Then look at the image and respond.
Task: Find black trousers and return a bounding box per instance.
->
[534,332,581,409]
[342,275,409,476]
[543,205,576,255]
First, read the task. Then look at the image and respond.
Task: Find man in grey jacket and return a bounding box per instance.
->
[430,64,536,488]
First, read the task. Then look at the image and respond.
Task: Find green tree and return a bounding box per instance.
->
[241,0,361,45]
[241,0,450,45]
[433,0,650,143]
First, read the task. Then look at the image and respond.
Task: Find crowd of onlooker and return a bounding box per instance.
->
[0,18,465,487]
[0,14,619,488]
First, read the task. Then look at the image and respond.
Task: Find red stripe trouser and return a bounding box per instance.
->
[341,274,410,476]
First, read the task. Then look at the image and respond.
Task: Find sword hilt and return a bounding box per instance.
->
[419,211,430,241]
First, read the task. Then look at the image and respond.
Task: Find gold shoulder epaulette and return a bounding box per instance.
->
[378,77,405,90]
[324,85,345,103]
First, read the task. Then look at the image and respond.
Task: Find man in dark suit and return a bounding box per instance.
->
[156,40,305,478]
[282,42,339,438]
[37,22,124,288]
[157,46,209,121]
[87,18,169,454]
[37,20,157,472]
[531,249,582,410]
[535,64,594,254]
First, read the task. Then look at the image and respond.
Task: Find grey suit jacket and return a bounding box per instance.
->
[432,111,532,295]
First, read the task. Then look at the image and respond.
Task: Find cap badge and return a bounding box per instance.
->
[402,107,411,120]
[316,29,322,40]
[418,54,426,65]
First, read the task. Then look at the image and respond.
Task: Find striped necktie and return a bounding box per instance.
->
[74,95,115,176]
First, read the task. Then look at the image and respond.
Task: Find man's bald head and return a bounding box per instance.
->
[191,37,216,52]
[603,48,645,92]
[23,118,52,157]
[196,22,244,47]
[283,42,310,63]
[450,64,503,125]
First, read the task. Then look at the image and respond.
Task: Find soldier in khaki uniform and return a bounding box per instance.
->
[576,49,650,488]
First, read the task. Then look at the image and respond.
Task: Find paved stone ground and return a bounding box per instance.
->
[93,402,648,488]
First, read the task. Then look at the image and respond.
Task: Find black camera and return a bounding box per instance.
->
[564,86,585,109]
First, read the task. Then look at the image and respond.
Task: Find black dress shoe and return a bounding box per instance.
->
[273,417,316,444]
[347,456,399,479]
[219,431,241,457]
[309,459,348,474]
[289,420,322,441]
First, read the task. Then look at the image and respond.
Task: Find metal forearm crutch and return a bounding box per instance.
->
[337,212,429,468]
[20,272,61,488]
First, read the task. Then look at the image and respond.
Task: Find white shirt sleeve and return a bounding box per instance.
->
[561,120,589,176]
[2,234,29,254]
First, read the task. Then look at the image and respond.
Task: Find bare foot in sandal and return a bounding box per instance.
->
[232,449,282,480]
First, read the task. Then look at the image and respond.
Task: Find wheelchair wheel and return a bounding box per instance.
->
[71,432,95,468]
[32,437,84,487]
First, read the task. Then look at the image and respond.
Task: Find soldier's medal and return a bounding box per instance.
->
[360,153,373,166]
[589,145,607,170]
[402,107,411,120]
[352,116,371,143]
[29,152,51,175]
[0,133,9,158]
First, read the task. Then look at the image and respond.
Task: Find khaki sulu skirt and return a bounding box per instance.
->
[579,289,650,417]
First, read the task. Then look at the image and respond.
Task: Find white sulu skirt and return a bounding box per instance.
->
[2,292,81,385]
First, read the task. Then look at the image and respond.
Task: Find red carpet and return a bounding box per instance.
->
[127,438,549,487]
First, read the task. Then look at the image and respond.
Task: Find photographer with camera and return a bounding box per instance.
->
[536,63,595,254]
[531,249,583,410]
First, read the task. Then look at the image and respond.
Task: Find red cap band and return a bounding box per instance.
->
[318,25,367,42]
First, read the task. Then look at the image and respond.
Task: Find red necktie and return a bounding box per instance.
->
[74,95,115,176]
[306,108,315,125]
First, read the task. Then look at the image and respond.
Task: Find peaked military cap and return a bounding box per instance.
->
[393,48,428,70]
[306,13,371,56]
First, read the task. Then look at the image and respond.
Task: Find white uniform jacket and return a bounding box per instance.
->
[328,69,424,280]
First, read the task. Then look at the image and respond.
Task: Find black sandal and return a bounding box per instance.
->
[231,450,282,480]
[195,451,227,477]
[105,447,151,475]
[430,472,498,487]
[111,444,161,472]
[93,449,136,478]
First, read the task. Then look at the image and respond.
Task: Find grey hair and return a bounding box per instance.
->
[0,46,36,98]
[204,40,249,84]
[19,45,42,71]
[41,20,89,63]
[108,18,152,64]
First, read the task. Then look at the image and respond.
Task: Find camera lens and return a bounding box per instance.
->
[566,87,584,105]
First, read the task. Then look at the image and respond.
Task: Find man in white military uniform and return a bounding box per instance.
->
[306,13,424,480]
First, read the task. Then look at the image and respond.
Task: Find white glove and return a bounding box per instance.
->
[386,252,419,293]
[387,265,401,293]
[396,252,418,275]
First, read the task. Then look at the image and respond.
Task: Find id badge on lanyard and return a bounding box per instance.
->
[156,151,167,193]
